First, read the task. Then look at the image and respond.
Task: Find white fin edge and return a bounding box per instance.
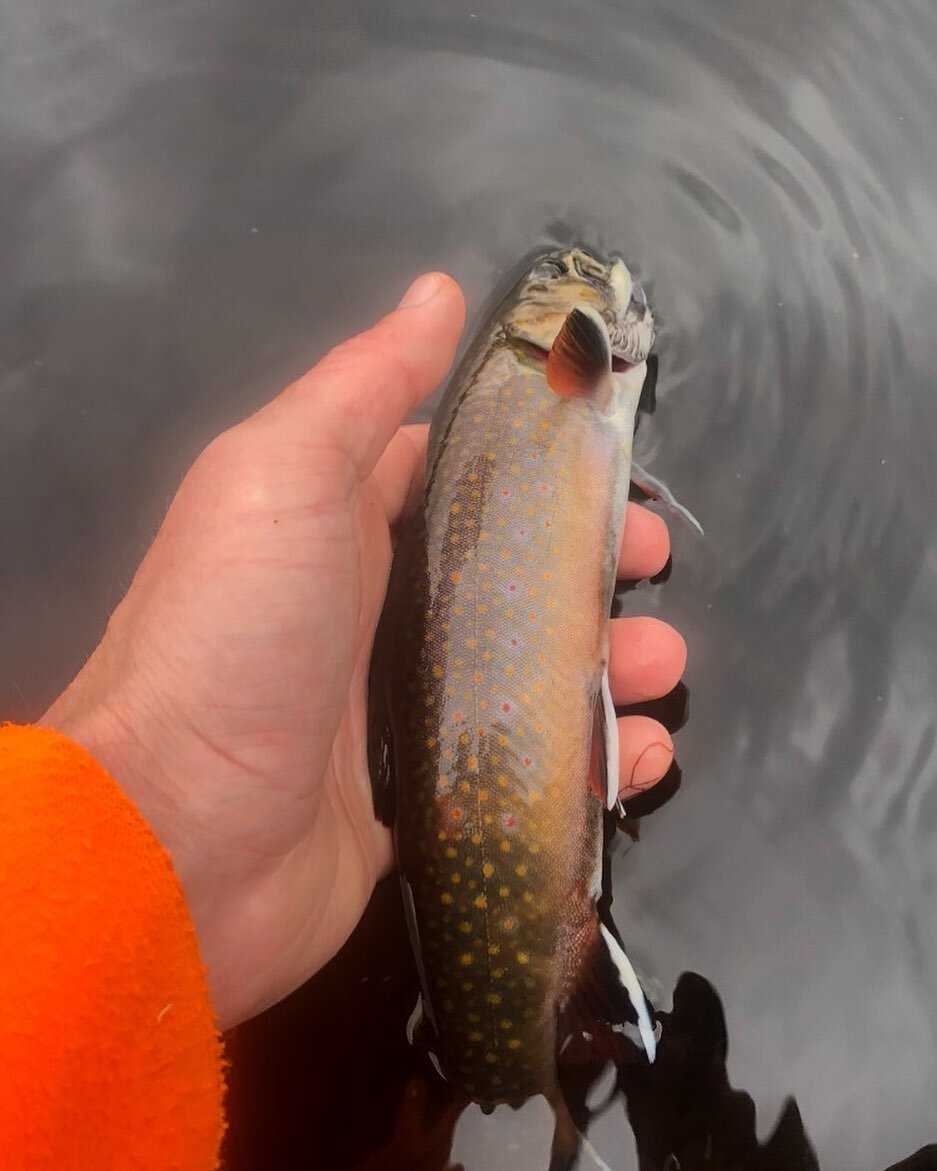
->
[405,996,423,1045]
[601,670,619,811]
[599,922,657,1063]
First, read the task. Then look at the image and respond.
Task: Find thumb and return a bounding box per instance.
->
[264,272,465,479]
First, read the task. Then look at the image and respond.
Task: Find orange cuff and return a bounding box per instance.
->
[0,724,225,1171]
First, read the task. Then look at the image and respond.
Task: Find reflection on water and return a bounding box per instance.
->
[3,0,937,1167]
[224,879,934,1171]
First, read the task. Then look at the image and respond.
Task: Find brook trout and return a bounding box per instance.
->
[369,247,664,1157]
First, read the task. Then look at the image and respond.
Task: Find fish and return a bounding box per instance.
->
[368,246,672,1166]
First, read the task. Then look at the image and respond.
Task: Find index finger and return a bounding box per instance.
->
[619,503,671,582]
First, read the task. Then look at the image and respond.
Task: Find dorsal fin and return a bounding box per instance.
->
[546,305,612,401]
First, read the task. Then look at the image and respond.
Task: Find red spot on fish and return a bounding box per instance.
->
[501,488,511,498]
[509,638,519,648]
[505,815,516,828]
[507,583,518,593]
[501,702,512,714]
[452,808,463,821]
[523,756,533,768]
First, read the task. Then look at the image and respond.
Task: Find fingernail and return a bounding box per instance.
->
[398,272,442,309]
[629,741,674,791]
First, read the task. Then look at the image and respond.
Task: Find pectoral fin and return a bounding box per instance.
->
[547,306,613,405]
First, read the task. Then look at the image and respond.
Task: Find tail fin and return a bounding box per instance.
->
[548,1091,618,1171]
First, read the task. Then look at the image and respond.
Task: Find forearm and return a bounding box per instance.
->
[0,723,225,1171]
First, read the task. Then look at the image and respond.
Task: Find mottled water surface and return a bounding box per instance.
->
[2,1,937,1168]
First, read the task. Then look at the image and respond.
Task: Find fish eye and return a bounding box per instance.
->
[537,258,567,279]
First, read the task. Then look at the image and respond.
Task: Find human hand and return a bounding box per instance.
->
[42,273,686,1028]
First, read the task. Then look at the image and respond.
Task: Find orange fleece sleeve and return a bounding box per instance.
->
[0,724,225,1171]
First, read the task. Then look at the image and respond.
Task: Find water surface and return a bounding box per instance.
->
[2,1,937,1167]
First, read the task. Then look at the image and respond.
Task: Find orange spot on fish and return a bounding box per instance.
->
[450,571,461,584]
[483,862,495,878]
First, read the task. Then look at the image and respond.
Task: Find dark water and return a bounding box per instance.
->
[3,0,937,1167]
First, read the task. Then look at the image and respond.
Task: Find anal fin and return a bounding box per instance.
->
[559,918,657,1066]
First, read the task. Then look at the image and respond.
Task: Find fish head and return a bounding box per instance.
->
[501,247,655,366]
